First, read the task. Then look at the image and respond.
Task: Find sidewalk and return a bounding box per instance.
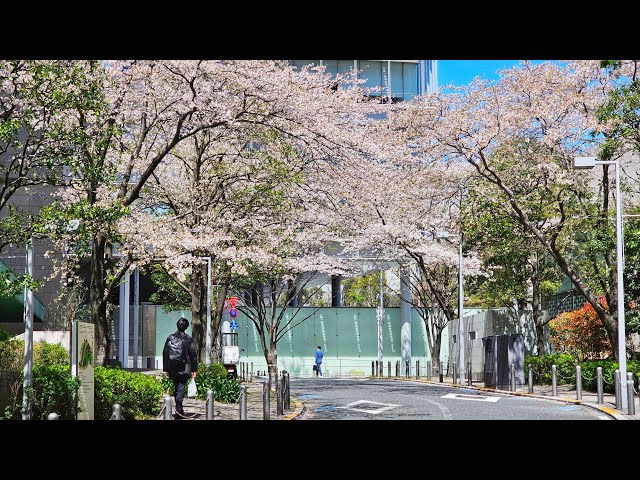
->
[159,376,303,421]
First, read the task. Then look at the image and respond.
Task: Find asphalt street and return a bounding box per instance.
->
[290,377,609,420]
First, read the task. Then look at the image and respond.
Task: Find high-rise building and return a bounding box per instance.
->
[289,60,438,100]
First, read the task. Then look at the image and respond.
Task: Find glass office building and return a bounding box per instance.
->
[289,60,438,101]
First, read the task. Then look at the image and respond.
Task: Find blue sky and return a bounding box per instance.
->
[438,60,547,88]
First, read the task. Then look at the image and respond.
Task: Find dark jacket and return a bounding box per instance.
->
[162,331,198,378]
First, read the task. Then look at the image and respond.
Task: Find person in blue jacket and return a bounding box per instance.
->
[314,345,324,377]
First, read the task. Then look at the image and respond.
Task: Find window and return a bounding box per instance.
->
[358,60,387,98]
[390,62,419,102]
[323,60,353,76]
[452,335,457,344]
[469,331,476,341]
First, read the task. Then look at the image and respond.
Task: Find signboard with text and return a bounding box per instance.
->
[74,322,95,420]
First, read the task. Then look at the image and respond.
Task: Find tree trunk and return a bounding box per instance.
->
[531,253,546,356]
[190,262,206,363]
[266,347,278,391]
[431,330,442,376]
[90,235,112,366]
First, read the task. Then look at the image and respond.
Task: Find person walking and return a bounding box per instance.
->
[314,345,324,377]
[163,317,198,419]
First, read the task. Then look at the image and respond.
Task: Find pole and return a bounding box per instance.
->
[164,396,173,420]
[263,382,270,420]
[239,385,247,420]
[552,364,557,396]
[627,372,635,415]
[597,367,603,404]
[614,161,628,409]
[615,369,622,410]
[528,364,533,394]
[112,404,122,420]
[205,256,212,367]
[133,266,140,369]
[377,269,383,379]
[458,229,465,385]
[206,389,214,420]
[576,365,582,401]
[22,240,34,420]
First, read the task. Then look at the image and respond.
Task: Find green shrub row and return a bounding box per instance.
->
[1,341,79,420]
[525,354,640,393]
[160,363,240,404]
[94,366,164,420]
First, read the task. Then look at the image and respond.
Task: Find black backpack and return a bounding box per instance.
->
[168,333,187,366]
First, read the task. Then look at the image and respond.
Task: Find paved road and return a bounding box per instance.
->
[290,378,610,420]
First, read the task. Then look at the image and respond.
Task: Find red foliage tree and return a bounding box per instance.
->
[549,298,612,360]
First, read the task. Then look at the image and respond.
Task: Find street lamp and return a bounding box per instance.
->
[573,156,627,408]
[200,256,212,367]
[436,230,464,385]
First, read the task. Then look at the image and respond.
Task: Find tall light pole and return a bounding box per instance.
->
[436,230,464,385]
[377,268,384,375]
[201,256,212,367]
[573,156,627,408]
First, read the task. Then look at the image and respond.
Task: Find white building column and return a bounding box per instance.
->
[400,268,412,370]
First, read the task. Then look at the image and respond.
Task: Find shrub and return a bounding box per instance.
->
[94,367,163,420]
[578,359,640,393]
[549,299,612,360]
[525,353,577,385]
[160,363,240,404]
[0,338,79,420]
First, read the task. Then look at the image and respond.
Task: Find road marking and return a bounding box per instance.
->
[598,415,611,420]
[441,393,501,402]
[423,397,453,420]
[337,400,400,415]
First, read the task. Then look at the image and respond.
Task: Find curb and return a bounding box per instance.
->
[281,399,304,420]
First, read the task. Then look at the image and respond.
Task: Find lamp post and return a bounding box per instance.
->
[573,156,627,408]
[200,256,212,367]
[436,230,464,385]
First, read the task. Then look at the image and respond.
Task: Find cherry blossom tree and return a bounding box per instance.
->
[390,60,639,359]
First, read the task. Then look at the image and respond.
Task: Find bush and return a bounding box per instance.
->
[94,367,164,420]
[160,363,240,404]
[0,339,79,420]
[525,353,577,385]
[578,359,640,393]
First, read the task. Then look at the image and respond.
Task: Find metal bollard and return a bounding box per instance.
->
[596,367,603,404]
[164,395,173,420]
[239,384,247,420]
[206,389,214,420]
[406,360,410,378]
[453,362,457,384]
[427,361,431,381]
[467,362,472,386]
[439,362,444,383]
[284,372,290,411]
[416,360,420,379]
[372,361,375,377]
[250,362,253,382]
[551,365,557,397]
[528,364,533,394]
[628,372,635,416]
[615,369,621,410]
[396,360,399,377]
[576,365,582,401]
[510,363,516,392]
[112,403,122,420]
[263,381,270,420]
[388,361,391,378]
[276,377,283,415]
[47,412,59,420]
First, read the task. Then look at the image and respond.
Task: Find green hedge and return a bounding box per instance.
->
[94,367,164,420]
[0,341,79,420]
[525,353,577,385]
[160,363,239,404]
[525,354,640,393]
